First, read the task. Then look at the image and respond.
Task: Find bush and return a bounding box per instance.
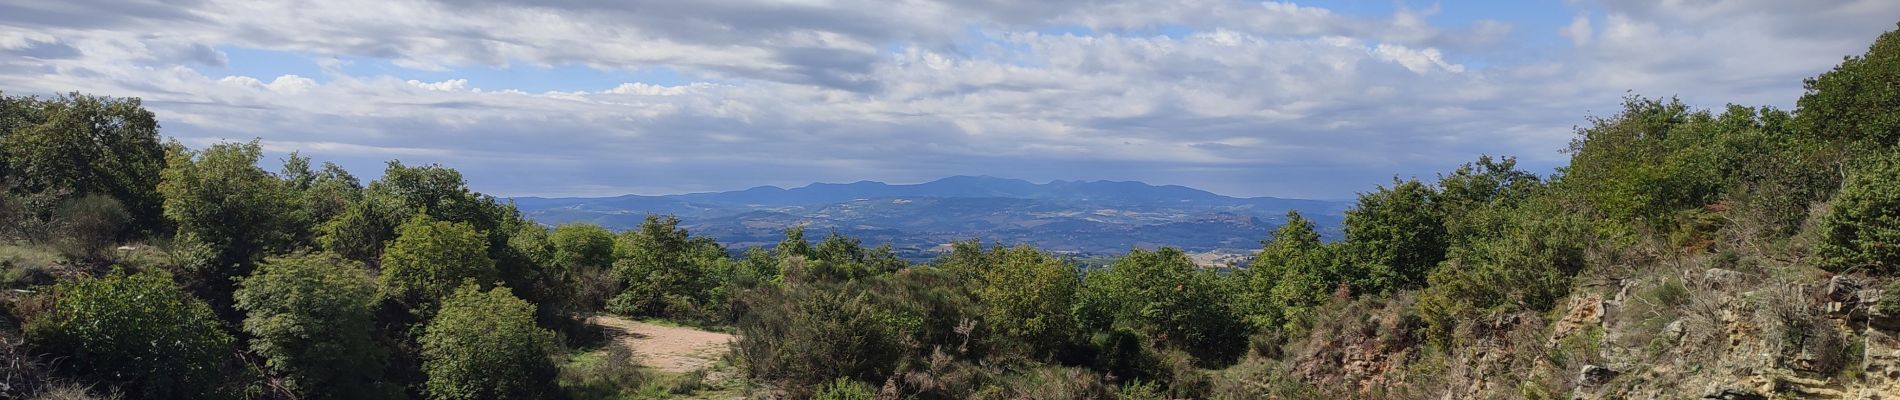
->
[51,195,128,260]
[420,284,560,400]
[380,214,497,311]
[812,377,876,400]
[557,344,647,400]
[1815,154,1900,274]
[1074,248,1248,366]
[734,284,904,394]
[1417,198,1588,347]
[233,253,392,399]
[23,270,234,400]
[608,215,722,318]
[941,242,1080,358]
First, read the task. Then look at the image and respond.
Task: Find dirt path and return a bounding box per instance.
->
[587,315,735,373]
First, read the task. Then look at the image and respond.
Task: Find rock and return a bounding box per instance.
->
[1702,268,1744,289]
[1700,386,1766,400]
[1663,319,1687,342]
[1825,275,1861,302]
[1579,364,1618,386]
[1549,293,1605,347]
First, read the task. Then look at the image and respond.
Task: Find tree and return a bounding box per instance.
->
[608,215,722,317]
[234,253,394,399]
[1795,22,1900,149]
[319,192,403,265]
[1816,154,1900,274]
[776,225,815,259]
[24,270,234,400]
[940,242,1080,356]
[0,92,168,233]
[157,140,296,302]
[282,153,363,245]
[420,284,559,400]
[551,222,616,271]
[1238,211,1337,333]
[379,214,497,311]
[1342,178,1445,293]
[1074,248,1248,366]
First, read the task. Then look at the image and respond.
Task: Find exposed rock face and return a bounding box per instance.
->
[1278,270,1900,399]
[1579,364,1617,387]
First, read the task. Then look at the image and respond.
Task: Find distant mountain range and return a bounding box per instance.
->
[511,176,1350,261]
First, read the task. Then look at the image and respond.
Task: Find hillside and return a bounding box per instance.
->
[514,176,1350,258]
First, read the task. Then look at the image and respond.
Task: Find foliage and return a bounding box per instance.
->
[1343,178,1445,293]
[551,222,616,271]
[379,214,497,311]
[420,284,560,400]
[233,253,393,399]
[1563,97,1727,223]
[608,215,723,318]
[157,140,296,298]
[734,283,906,394]
[812,377,876,400]
[1417,197,1589,347]
[1816,154,1900,273]
[1238,211,1339,334]
[317,192,403,265]
[0,93,167,234]
[22,270,234,400]
[942,242,1081,357]
[1074,247,1248,366]
[50,195,129,260]
[1795,22,1900,149]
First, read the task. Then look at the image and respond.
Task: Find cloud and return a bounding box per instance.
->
[0,0,1896,198]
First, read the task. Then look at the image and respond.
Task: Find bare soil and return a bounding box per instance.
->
[587,315,735,373]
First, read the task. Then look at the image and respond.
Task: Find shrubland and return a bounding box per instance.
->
[4,21,1900,400]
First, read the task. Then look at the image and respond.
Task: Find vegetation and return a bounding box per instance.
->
[5,21,1900,400]
[420,284,560,400]
[21,270,234,400]
[233,253,392,399]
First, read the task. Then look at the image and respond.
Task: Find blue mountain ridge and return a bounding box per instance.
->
[511,176,1349,260]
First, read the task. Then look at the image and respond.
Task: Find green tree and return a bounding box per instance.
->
[420,284,560,400]
[608,215,723,317]
[1795,22,1900,149]
[157,140,296,301]
[318,192,403,265]
[551,222,616,271]
[0,92,167,233]
[24,270,234,400]
[282,153,363,245]
[1238,211,1338,333]
[1342,178,1445,292]
[943,242,1080,356]
[379,214,497,311]
[1074,248,1248,366]
[776,225,815,259]
[1816,154,1900,273]
[234,253,393,399]
[1416,198,1589,346]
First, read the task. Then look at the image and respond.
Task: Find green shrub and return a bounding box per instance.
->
[233,253,393,399]
[23,270,234,400]
[734,283,904,393]
[1074,248,1248,366]
[1816,154,1900,274]
[557,345,647,400]
[420,284,560,400]
[51,195,128,260]
[380,214,497,311]
[812,377,876,400]
[609,215,722,318]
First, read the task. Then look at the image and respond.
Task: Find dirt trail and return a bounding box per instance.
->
[587,315,735,373]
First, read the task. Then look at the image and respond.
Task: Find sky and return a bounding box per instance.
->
[2,1,1897,199]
